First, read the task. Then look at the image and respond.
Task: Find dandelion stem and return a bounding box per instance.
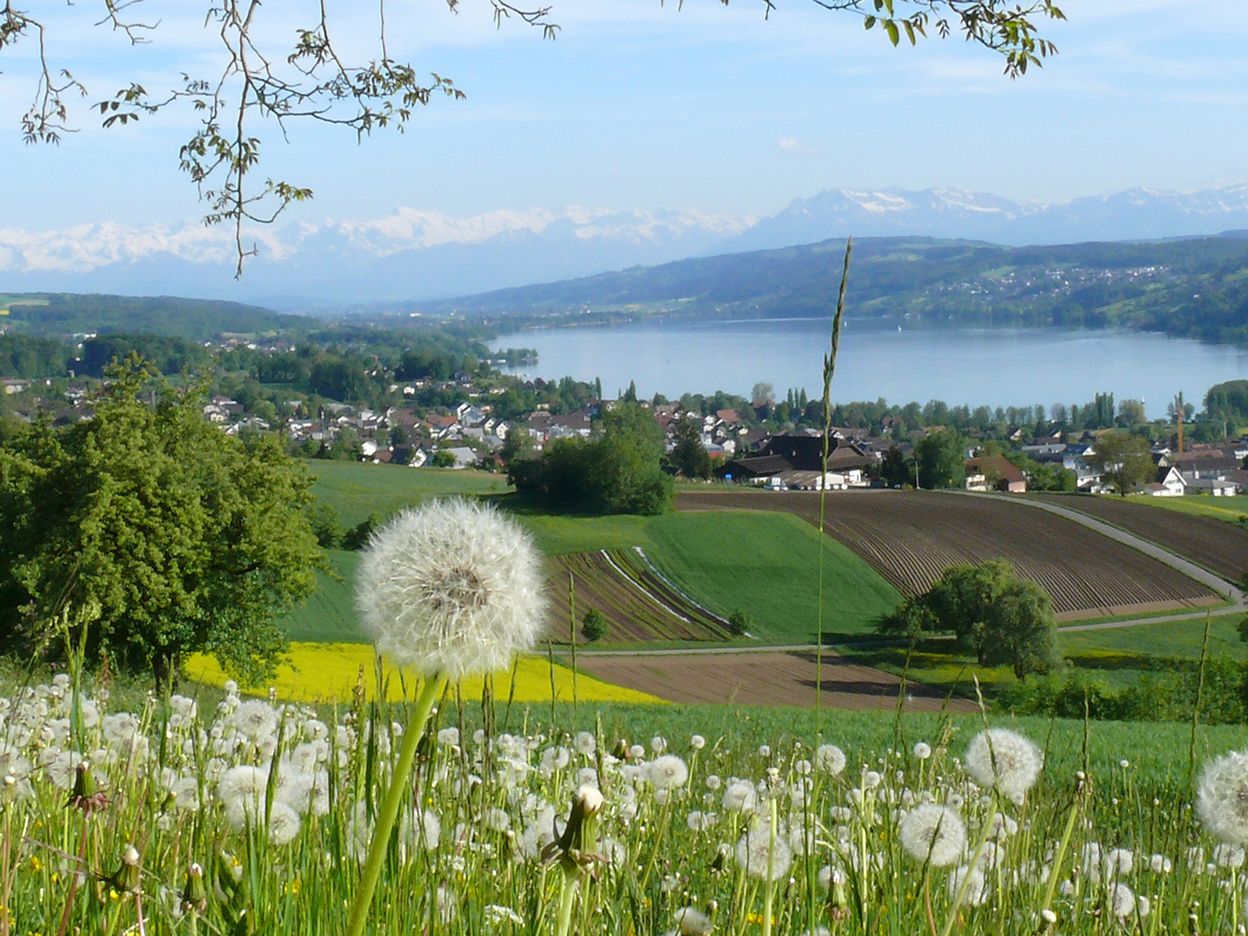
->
[345,671,447,936]
[762,794,778,936]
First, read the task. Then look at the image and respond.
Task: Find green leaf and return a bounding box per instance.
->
[864,14,876,29]
[903,20,916,45]
[883,19,900,46]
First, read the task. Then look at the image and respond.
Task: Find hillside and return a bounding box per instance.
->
[425,235,1248,345]
[0,292,311,340]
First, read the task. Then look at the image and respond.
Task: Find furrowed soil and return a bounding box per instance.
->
[677,489,1220,620]
[573,649,978,712]
[1032,493,1248,584]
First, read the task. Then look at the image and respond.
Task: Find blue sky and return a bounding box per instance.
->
[2,0,1246,231]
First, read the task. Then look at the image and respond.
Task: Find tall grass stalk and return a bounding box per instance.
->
[344,672,447,936]
[815,237,853,722]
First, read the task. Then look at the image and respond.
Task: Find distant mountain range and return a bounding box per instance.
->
[6,184,1248,307]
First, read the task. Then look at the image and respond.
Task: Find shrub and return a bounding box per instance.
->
[582,609,608,642]
[727,610,753,637]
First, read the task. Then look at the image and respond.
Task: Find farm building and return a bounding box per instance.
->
[964,454,1027,493]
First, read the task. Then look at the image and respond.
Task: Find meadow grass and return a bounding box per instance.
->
[833,612,1247,699]
[305,460,508,528]
[1128,494,1248,524]
[9,662,1248,935]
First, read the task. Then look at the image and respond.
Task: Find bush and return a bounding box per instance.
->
[581,609,608,642]
[727,610,753,637]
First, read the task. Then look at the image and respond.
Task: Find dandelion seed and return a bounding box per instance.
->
[1109,882,1136,919]
[268,801,302,846]
[963,728,1042,804]
[649,754,690,791]
[355,499,546,678]
[672,906,713,935]
[947,864,989,907]
[721,779,756,813]
[899,804,966,867]
[735,824,792,881]
[1197,750,1248,845]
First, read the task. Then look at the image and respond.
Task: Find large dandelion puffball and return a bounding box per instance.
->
[1197,750,1248,845]
[898,803,966,867]
[356,499,547,679]
[963,728,1043,804]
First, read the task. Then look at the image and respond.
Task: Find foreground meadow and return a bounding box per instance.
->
[6,666,1248,935]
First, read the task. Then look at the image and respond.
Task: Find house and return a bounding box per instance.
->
[1143,465,1186,497]
[1186,477,1240,496]
[715,454,792,484]
[964,454,1027,493]
[438,446,479,469]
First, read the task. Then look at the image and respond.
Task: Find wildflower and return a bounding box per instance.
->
[947,864,989,907]
[1109,882,1136,919]
[231,700,279,746]
[573,731,596,756]
[1197,749,1248,845]
[735,824,793,881]
[808,748,848,778]
[898,804,966,867]
[963,728,1042,804]
[355,499,546,679]
[649,754,690,791]
[690,734,706,751]
[913,741,932,760]
[485,904,524,926]
[672,906,713,935]
[267,801,302,846]
[1149,853,1172,874]
[1214,843,1246,869]
[721,779,756,813]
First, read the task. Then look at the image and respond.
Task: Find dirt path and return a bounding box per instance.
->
[572,648,978,712]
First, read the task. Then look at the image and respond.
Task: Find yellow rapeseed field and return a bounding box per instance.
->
[187,642,664,705]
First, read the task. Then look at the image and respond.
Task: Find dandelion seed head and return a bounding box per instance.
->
[913,742,932,760]
[356,499,546,679]
[963,728,1042,804]
[735,825,792,881]
[649,754,690,791]
[1197,750,1248,845]
[673,906,713,935]
[898,804,966,867]
[1109,882,1136,919]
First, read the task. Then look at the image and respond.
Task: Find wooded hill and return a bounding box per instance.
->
[0,292,309,341]
[423,235,1248,345]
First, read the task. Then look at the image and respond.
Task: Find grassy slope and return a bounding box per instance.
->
[304,461,509,528]
[643,511,899,643]
[287,465,900,645]
[837,611,1246,698]
[1131,494,1248,524]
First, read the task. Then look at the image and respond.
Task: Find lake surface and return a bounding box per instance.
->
[491,318,1248,419]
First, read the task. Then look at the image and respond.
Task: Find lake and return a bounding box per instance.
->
[491,318,1248,419]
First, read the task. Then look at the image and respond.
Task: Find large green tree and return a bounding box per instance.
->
[878,559,1058,679]
[511,402,672,515]
[916,429,967,489]
[666,417,712,480]
[1089,430,1154,496]
[0,358,322,683]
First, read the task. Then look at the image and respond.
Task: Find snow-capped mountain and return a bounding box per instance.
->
[6,185,1248,308]
[0,206,753,308]
[721,185,1248,252]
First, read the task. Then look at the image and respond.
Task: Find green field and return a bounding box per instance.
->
[836,611,1247,698]
[287,468,901,644]
[1133,494,1248,523]
[306,460,508,528]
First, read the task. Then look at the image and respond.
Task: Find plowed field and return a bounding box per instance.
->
[543,549,732,643]
[574,650,977,712]
[677,490,1220,620]
[1031,494,1248,584]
